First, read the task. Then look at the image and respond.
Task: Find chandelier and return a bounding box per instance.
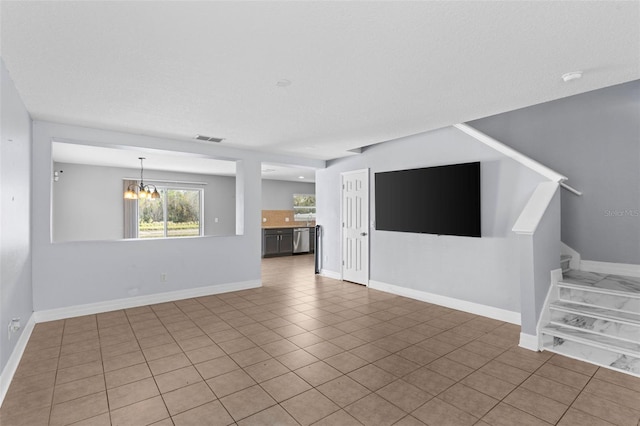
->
[124,157,160,200]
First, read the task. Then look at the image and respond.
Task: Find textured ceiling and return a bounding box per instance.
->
[2,1,639,160]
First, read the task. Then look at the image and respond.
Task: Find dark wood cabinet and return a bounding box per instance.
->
[263,233,280,256]
[262,228,294,257]
[280,232,293,253]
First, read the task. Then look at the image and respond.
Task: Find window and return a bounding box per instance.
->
[293,194,316,221]
[137,187,203,239]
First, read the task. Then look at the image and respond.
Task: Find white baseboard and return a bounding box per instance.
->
[2,280,260,407]
[519,332,541,351]
[319,269,341,280]
[560,242,581,270]
[580,260,640,278]
[0,313,36,407]
[35,280,261,323]
[368,280,521,325]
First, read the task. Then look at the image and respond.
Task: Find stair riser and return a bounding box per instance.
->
[559,287,640,315]
[542,334,640,377]
[549,311,640,343]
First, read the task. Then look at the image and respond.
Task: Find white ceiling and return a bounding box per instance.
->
[2,1,639,161]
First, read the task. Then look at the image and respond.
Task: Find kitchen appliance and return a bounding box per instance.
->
[293,228,310,254]
[315,225,322,274]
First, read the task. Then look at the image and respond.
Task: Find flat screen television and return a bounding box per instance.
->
[375,162,481,237]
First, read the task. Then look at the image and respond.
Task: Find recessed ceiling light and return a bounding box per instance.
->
[561,71,583,82]
[276,79,292,87]
[298,176,305,179]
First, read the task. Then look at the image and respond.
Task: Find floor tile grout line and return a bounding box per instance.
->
[122,305,171,423]
[46,320,65,425]
[479,352,594,426]
[52,317,109,425]
[6,255,639,426]
[98,311,120,426]
[564,366,637,426]
[145,300,240,424]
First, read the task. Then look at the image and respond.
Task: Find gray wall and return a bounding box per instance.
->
[0,59,33,375]
[471,80,640,264]
[518,187,561,336]
[261,180,315,210]
[32,121,324,312]
[53,162,236,242]
[316,126,548,315]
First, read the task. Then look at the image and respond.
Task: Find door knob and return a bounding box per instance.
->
[360,232,368,236]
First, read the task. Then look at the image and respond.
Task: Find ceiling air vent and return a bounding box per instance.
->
[195,135,224,143]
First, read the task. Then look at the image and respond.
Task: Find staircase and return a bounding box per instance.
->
[540,268,640,377]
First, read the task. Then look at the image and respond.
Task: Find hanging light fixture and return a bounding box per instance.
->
[124,157,160,200]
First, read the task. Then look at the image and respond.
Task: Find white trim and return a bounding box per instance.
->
[580,260,640,278]
[340,168,370,176]
[122,178,208,186]
[560,242,581,271]
[0,314,36,407]
[519,333,541,351]
[319,269,342,280]
[368,280,521,325]
[34,280,261,323]
[512,182,560,235]
[454,123,567,183]
[560,182,582,196]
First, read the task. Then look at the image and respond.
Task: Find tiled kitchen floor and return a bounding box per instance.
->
[1,254,640,425]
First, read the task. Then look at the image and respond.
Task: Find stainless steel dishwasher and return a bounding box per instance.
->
[293,228,310,254]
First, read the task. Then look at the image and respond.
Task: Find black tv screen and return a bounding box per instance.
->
[375,162,481,237]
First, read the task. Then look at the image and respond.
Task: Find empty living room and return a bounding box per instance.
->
[1,1,639,425]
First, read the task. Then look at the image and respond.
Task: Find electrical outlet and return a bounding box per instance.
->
[161,273,167,282]
[285,217,290,222]
[7,318,20,340]
[214,217,219,223]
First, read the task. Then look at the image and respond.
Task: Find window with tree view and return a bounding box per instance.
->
[293,194,316,221]
[138,187,203,238]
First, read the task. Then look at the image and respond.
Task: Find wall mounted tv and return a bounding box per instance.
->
[375,162,481,237]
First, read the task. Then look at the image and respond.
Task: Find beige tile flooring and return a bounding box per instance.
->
[2,254,640,426]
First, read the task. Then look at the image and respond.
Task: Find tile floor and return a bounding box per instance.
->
[1,254,640,425]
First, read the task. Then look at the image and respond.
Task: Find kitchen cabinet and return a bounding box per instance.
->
[263,228,293,257]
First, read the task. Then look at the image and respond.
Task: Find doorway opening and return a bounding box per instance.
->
[260,163,318,274]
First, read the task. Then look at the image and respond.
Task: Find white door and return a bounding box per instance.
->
[341,169,369,285]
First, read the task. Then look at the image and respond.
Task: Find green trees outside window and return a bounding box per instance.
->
[138,188,202,238]
[293,194,316,221]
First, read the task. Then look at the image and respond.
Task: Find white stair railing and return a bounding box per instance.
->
[560,182,582,196]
